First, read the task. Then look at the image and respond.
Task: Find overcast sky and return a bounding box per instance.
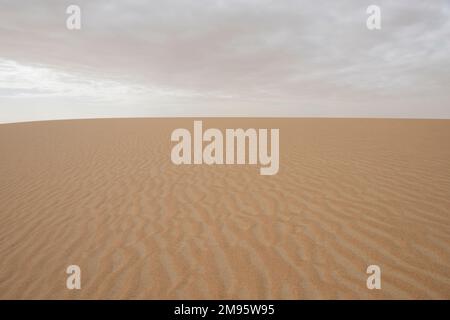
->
[0,0,449,123]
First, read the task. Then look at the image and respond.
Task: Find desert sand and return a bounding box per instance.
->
[0,118,449,299]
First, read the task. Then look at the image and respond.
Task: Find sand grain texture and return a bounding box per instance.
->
[0,118,449,299]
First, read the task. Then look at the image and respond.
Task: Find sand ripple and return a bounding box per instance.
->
[0,118,449,299]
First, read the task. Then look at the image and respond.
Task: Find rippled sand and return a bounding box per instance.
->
[0,118,449,299]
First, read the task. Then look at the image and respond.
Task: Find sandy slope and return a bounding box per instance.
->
[0,118,449,299]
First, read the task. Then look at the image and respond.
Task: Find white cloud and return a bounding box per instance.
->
[0,0,449,122]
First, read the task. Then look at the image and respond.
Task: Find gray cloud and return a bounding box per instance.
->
[0,0,449,122]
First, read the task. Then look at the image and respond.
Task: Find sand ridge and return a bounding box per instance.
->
[0,118,449,299]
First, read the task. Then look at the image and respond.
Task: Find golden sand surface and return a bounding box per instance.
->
[0,118,449,299]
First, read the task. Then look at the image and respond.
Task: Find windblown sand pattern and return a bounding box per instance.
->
[0,118,449,299]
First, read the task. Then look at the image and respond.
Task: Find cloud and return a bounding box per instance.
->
[0,0,449,122]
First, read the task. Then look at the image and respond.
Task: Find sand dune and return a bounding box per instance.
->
[0,118,449,299]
